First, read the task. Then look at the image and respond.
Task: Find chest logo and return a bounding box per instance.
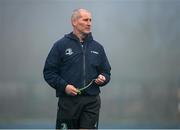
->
[65,48,73,55]
[91,51,99,55]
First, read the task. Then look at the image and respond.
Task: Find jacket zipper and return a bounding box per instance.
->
[81,42,86,88]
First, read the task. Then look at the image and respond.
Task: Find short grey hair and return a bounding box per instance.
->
[71,8,91,22]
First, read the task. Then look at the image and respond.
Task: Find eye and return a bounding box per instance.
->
[83,18,91,22]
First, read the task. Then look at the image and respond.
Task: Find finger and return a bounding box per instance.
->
[68,89,77,96]
[71,91,77,96]
[72,87,78,92]
[71,87,78,94]
[65,85,78,95]
[98,75,105,81]
[102,76,106,81]
[95,78,104,85]
[98,76,105,82]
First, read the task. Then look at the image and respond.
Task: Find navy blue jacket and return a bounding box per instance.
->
[43,32,111,97]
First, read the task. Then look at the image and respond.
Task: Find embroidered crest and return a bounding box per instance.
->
[65,48,73,55]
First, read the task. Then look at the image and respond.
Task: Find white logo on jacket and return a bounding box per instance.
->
[65,48,73,55]
[91,51,99,55]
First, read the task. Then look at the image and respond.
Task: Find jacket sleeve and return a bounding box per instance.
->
[98,47,111,86]
[43,43,68,92]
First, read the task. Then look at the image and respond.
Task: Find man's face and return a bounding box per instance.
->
[73,11,92,35]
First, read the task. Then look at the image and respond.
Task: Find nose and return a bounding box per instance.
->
[87,20,91,26]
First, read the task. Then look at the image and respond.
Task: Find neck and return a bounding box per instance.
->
[73,30,87,43]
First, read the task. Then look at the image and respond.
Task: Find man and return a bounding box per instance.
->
[43,8,111,129]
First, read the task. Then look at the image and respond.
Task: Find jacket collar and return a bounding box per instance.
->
[65,32,93,43]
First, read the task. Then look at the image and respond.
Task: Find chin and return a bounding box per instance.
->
[83,31,91,34]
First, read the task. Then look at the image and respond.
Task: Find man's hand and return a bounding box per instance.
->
[95,74,106,85]
[65,85,79,96]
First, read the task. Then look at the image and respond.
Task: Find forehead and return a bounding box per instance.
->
[79,11,92,18]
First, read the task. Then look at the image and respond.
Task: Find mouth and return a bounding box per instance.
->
[86,28,91,31]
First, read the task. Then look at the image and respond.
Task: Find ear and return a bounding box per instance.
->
[72,19,77,27]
